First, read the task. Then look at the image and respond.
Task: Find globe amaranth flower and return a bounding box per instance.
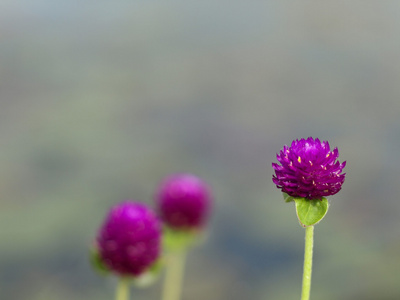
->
[96,201,162,276]
[155,173,212,230]
[272,137,346,200]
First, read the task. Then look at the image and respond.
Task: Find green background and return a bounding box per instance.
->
[1,1,400,299]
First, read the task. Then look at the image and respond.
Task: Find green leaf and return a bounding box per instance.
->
[294,197,329,227]
[132,258,164,288]
[283,192,295,203]
[162,227,200,252]
[89,247,111,275]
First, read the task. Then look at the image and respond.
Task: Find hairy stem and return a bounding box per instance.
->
[301,226,314,300]
[116,277,130,300]
[162,251,187,300]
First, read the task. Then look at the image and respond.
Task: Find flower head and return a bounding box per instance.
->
[155,173,212,231]
[272,137,346,200]
[96,201,162,276]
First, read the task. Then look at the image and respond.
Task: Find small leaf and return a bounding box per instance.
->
[89,247,110,275]
[294,197,329,227]
[132,258,164,288]
[283,192,294,203]
[163,227,200,252]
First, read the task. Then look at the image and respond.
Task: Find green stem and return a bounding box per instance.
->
[301,226,314,300]
[162,250,187,300]
[116,277,130,300]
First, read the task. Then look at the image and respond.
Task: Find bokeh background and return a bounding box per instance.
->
[1,1,400,300]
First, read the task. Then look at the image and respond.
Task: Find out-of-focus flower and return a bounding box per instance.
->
[96,201,162,276]
[155,173,212,231]
[272,137,346,200]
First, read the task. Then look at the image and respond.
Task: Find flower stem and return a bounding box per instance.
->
[116,277,130,300]
[301,226,314,300]
[162,250,187,300]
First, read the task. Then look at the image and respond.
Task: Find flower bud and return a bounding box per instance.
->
[155,174,212,231]
[96,201,162,277]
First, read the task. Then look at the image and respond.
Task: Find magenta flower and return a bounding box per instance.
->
[155,173,212,230]
[96,201,162,276]
[272,137,346,200]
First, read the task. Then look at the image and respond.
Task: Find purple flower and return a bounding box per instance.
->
[96,201,162,276]
[272,137,346,200]
[155,173,212,230]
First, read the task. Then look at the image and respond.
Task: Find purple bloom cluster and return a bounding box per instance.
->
[155,173,212,230]
[272,137,346,200]
[97,201,162,276]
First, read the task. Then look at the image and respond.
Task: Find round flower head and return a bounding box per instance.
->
[97,201,162,276]
[272,137,346,200]
[155,173,212,230]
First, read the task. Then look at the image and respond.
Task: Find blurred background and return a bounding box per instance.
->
[1,1,400,299]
